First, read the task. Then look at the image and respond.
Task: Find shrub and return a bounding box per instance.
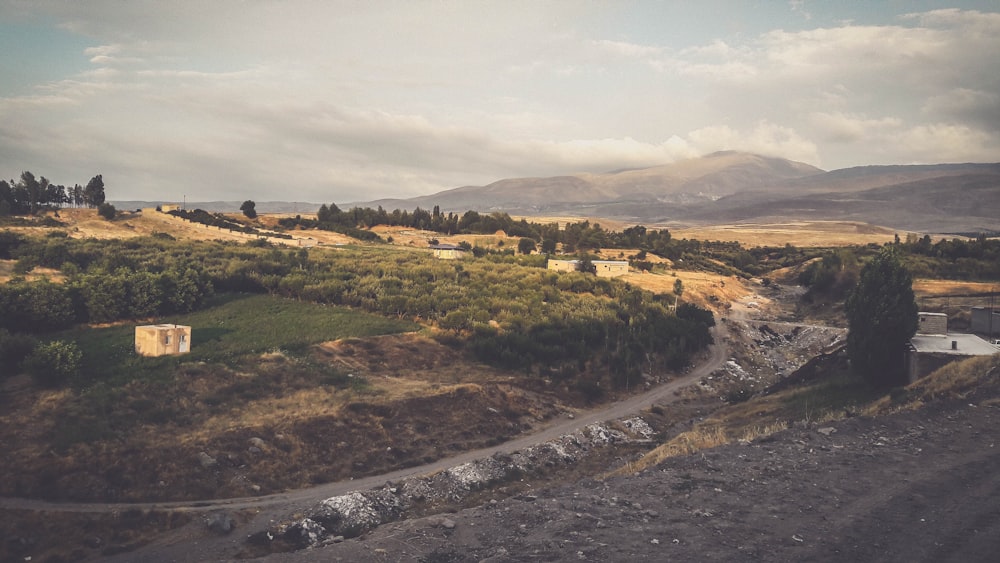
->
[98,202,117,220]
[0,328,37,378]
[23,340,83,387]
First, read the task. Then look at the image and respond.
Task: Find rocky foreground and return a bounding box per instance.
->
[255,389,999,563]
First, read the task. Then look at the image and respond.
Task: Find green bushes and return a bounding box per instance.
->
[0,328,37,377]
[22,340,83,386]
[0,280,76,332]
[2,233,716,385]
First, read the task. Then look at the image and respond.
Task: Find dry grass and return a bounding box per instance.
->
[865,355,1000,415]
[622,270,750,311]
[670,221,901,248]
[619,426,729,474]
[0,260,66,283]
[617,362,880,476]
[3,208,342,246]
[912,279,998,297]
[369,225,513,251]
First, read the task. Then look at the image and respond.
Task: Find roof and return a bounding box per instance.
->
[910,334,999,356]
[548,259,627,265]
[429,244,465,251]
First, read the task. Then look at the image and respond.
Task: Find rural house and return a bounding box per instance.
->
[430,244,466,259]
[135,324,192,357]
[547,259,629,278]
[971,307,1000,339]
[905,312,997,382]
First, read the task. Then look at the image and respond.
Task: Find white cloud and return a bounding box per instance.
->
[2,3,998,202]
[808,112,903,143]
[687,122,820,166]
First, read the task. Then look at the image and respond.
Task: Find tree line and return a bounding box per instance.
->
[0,172,106,215]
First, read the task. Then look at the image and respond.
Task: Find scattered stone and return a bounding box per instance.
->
[817,427,836,436]
[206,513,235,535]
[442,518,456,530]
[248,437,267,449]
[198,452,217,468]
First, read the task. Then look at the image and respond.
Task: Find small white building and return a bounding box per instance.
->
[429,244,466,260]
[135,324,192,357]
[916,312,948,335]
[547,259,629,278]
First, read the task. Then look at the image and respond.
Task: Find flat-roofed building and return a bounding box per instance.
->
[135,324,192,357]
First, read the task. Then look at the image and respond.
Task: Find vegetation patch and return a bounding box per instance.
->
[621,351,884,474]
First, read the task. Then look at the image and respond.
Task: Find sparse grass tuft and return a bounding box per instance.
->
[617,366,882,476]
[866,355,1000,415]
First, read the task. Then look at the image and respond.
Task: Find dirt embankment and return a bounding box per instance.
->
[282,389,1000,563]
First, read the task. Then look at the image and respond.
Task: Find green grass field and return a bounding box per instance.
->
[64,293,419,386]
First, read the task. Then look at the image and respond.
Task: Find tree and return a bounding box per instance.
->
[83,174,105,208]
[241,200,257,219]
[844,247,918,387]
[23,340,82,387]
[517,238,536,255]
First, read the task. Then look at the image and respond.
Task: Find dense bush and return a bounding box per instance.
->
[23,340,83,387]
[0,328,37,378]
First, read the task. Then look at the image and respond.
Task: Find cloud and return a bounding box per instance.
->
[808,112,903,143]
[687,122,820,166]
[2,4,998,203]
[922,88,1000,129]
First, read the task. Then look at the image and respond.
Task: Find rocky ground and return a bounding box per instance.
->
[251,388,1000,563]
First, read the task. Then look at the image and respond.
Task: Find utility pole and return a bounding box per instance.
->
[990,287,996,343]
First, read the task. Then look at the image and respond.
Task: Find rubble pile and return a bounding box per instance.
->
[266,419,650,549]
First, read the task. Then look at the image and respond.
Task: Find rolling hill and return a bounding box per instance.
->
[355,152,1000,234]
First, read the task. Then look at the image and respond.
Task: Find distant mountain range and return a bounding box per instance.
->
[356,151,1000,234]
[113,151,1000,234]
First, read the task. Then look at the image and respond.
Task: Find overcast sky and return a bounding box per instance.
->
[2,1,999,203]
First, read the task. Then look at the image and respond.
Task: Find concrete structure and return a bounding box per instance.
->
[429,244,466,260]
[160,204,182,212]
[971,307,1000,337]
[916,312,948,335]
[135,324,192,357]
[546,259,580,273]
[906,333,997,382]
[547,259,629,278]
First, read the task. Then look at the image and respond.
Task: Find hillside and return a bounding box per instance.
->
[354,153,1000,234]
[689,173,1000,233]
[360,151,824,215]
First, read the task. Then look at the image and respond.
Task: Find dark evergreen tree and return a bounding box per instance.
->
[844,247,918,387]
[83,174,105,208]
[240,200,257,219]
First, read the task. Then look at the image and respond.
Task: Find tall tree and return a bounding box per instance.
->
[83,174,105,208]
[240,200,257,219]
[71,184,84,208]
[21,171,41,214]
[844,247,918,387]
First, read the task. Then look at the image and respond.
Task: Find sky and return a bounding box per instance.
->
[1,1,999,204]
